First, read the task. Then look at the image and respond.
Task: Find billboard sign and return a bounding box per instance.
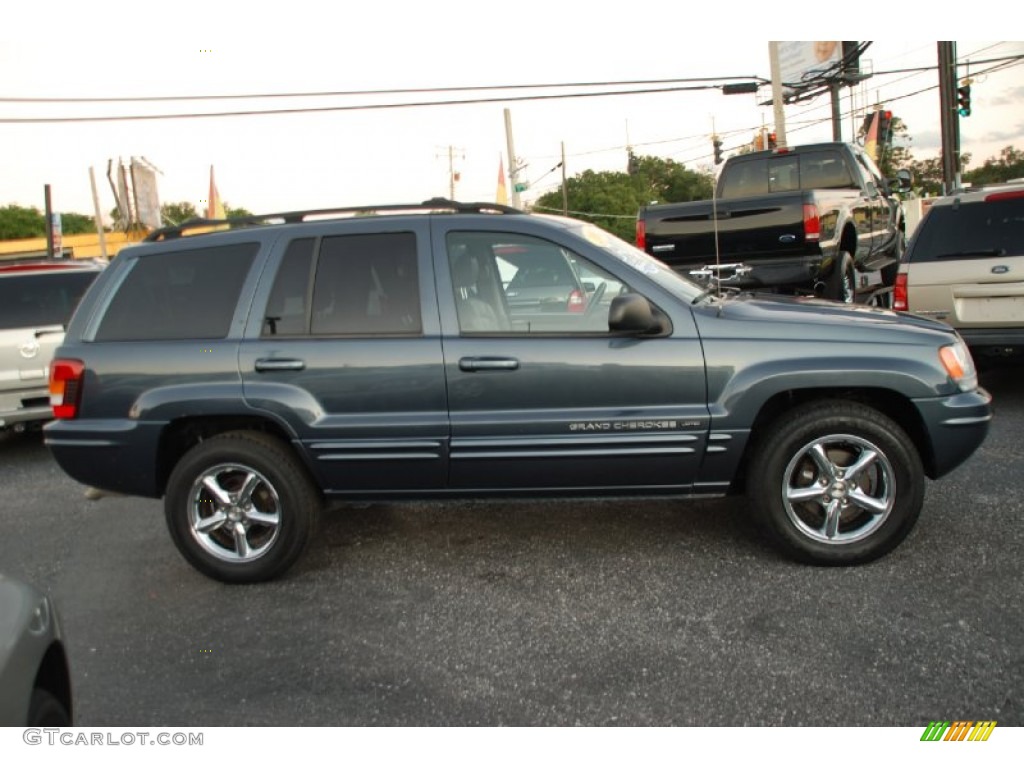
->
[778,41,843,95]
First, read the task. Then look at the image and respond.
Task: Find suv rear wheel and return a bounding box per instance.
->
[164,431,321,583]
[747,401,924,565]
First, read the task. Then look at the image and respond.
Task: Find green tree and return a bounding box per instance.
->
[906,156,945,196]
[906,152,972,197]
[59,212,98,235]
[160,201,199,225]
[963,146,1024,185]
[224,204,253,219]
[532,155,713,241]
[0,204,46,239]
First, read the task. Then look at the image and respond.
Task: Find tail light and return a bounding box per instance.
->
[636,218,646,250]
[567,289,585,313]
[49,359,85,419]
[803,204,820,243]
[893,272,909,311]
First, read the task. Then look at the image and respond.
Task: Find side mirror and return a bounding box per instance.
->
[609,293,660,333]
[891,169,913,191]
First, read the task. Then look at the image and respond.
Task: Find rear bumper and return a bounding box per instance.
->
[0,387,52,429]
[958,327,1024,354]
[913,388,993,479]
[44,419,163,498]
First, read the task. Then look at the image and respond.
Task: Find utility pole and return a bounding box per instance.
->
[448,146,456,199]
[829,81,843,141]
[436,146,464,200]
[44,184,55,258]
[768,42,788,148]
[937,41,961,193]
[504,109,521,209]
[561,142,568,216]
[88,167,109,260]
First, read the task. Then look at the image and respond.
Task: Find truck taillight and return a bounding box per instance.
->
[567,289,585,313]
[803,204,820,242]
[636,219,646,250]
[49,359,85,419]
[893,272,909,311]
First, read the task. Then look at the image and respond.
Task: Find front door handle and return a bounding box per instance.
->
[458,357,519,372]
[255,358,306,372]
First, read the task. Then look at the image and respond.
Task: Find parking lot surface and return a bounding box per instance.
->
[1,363,1021,726]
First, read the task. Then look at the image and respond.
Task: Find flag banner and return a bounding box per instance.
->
[497,156,508,206]
[864,111,880,165]
[208,166,226,220]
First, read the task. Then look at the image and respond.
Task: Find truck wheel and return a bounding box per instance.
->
[881,230,905,287]
[826,252,855,303]
[747,401,924,565]
[165,431,321,583]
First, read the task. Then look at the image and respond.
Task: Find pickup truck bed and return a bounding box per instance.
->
[637,142,906,303]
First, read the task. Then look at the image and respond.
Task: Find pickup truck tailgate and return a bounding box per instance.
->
[645,193,810,266]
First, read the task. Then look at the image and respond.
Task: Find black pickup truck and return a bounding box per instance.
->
[636,142,907,303]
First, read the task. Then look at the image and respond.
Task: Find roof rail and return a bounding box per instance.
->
[144,198,524,242]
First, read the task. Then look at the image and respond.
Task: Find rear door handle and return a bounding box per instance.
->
[254,358,306,372]
[458,357,519,372]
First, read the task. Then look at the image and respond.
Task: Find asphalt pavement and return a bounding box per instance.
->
[1,363,1021,726]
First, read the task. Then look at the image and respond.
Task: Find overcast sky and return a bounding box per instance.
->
[2,3,1021,220]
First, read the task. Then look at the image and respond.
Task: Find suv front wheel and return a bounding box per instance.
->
[747,401,924,565]
[164,431,321,583]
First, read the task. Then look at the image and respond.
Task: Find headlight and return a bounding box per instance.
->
[939,339,978,391]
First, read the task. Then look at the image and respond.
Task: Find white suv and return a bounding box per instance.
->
[895,183,1024,362]
[0,259,104,433]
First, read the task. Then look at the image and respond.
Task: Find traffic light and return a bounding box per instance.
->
[713,136,724,165]
[754,133,764,151]
[767,132,778,150]
[877,110,893,145]
[957,81,972,117]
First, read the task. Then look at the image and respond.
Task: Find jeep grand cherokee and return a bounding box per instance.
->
[44,200,990,582]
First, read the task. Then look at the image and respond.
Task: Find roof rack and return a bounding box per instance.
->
[144,197,524,242]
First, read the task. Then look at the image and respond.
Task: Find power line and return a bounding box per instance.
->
[0,75,768,104]
[0,82,755,124]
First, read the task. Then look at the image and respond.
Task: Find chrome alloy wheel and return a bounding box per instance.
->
[188,463,282,562]
[781,433,895,545]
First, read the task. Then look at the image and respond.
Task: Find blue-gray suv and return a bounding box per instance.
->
[45,200,992,582]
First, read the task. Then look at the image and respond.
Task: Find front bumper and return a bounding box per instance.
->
[914,388,993,479]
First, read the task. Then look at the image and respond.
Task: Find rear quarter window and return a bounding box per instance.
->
[94,243,258,340]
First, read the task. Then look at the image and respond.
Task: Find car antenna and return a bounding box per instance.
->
[711,122,723,299]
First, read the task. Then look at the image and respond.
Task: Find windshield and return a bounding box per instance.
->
[562,220,706,302]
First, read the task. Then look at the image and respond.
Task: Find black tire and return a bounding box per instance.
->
[746,401,924,565]
[165,431,321,583]
[880,230,905,288]
[825,251,856,303]
[28,688,71,727]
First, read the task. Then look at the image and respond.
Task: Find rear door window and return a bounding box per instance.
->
[260,232,421,337]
